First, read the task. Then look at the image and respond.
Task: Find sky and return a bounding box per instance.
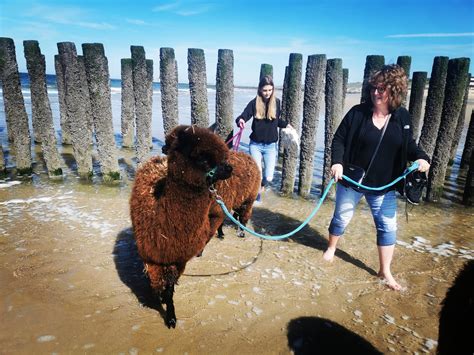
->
[1,0,473,86]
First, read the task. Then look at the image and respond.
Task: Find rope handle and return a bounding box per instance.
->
[213,162,420,240]
[225,127,244,152]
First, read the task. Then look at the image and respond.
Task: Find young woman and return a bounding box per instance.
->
[236,75,290,200]
[323,64,430,290]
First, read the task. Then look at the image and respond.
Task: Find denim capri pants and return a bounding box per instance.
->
[328,184,397,246]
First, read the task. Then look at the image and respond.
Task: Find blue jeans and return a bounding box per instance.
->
[249,140,277,184]
[328,184,398,246]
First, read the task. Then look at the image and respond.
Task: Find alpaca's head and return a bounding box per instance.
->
[165,125,232,187]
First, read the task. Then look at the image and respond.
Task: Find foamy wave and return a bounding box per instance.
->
[0,181,21,189]
[0,195,72,205]
[397,236,473,260]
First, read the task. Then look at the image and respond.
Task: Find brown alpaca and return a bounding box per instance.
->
[209,150,261,239]
[130,125,233,328]
[163,126,261,240]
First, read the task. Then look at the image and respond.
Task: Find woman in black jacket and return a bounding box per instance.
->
[323,64,430,291]
[236,75,290,200]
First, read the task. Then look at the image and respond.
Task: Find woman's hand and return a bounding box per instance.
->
[416,159,430,173]
[238,119,245,129]
[331,164,343,181]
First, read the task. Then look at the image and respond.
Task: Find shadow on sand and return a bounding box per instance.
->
[250,206,378,276]
[287,316,382,354]
[112,227,167,321]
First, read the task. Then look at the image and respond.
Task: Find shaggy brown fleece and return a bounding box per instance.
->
[209,150,261,238]
[130,125,232,327]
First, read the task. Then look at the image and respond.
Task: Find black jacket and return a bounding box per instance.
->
[331,103,429,193]
[236,97,288,144]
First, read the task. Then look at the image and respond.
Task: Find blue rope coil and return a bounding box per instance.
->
[214,162,419,240]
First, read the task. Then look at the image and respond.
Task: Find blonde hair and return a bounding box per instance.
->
[369,64,408,112]
[255,75,277,120]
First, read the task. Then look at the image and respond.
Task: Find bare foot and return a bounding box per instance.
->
[323,247,336,262]
[378,271,403,291]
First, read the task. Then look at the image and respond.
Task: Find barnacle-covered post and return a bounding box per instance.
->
[121,58,134,148]
[0,37,32,175]
[418,56,449,158]
[259,63,273,81]
[160,47,179,135]
[215,49,234,141]
[298,54,326,197]
[461,110,474,169]
[23,40,62,177]
[54,54,71,144]
[131,46,152,164]
[187,48,209,128]
[449,73,471,163]
[280,53,303,195]
[57,42,93,179]
[397,55,411,107]
[360,55,384,104]
[408,71,428,141]
[82,43,120,182]
[322,58,343,196]
[426,58,470,202]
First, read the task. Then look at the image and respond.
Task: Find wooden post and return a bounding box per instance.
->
[146,59,154,148]
[0,145,5,176]
[278,66,289,157]
[187,48,209,128]
[418,56,449,158]
[82,43,120,182]
[426,58,470,202]
[121,58,134,148]
[215,49,234,141]
[54,54,71,144]
[408,71,428,141]
[322,58,344,195]
[131,46,152,164]
[298,54,326,197]
[360,55,384,104]
[342,68,349,109]
[280,53,303,195]
[23,40,63,178]
[462,152,474,206]
[160,47,179,135]
[397,55,411,107]
[259,64,273,81]
[57,42,93,179]
[460,110,474,169]
[449,73,471,163]
[0,37,32,175]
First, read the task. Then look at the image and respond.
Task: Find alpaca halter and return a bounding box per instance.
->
[206,167,218,179]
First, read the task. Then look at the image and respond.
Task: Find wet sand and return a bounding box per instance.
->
[0,170,473,354]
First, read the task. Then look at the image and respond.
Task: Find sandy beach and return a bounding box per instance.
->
[1,158,473,354]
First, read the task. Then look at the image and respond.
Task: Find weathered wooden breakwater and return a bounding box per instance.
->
[0,37,472,204]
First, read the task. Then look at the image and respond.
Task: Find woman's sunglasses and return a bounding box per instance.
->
[370,85,386,94]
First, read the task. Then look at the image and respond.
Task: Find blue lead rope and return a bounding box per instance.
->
[213,162,420,241]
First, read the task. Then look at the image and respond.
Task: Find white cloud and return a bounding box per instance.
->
[152,1,212,16]
[152,1,181,12]
[387,32,474,38]
[24,5,115,30]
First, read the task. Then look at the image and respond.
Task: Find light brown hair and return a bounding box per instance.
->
[255,75,277,119]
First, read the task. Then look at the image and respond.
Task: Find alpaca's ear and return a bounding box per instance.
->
[176,128,197,156]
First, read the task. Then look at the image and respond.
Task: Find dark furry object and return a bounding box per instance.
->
[437,260,474,354]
